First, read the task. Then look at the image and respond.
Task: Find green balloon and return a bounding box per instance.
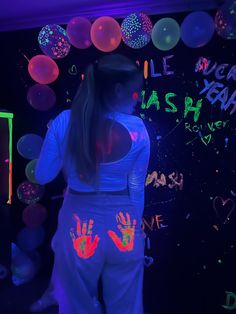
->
[151,18,180,51]
[25,159,39,183]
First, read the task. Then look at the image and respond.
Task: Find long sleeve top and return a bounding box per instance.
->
[35,110,150,219]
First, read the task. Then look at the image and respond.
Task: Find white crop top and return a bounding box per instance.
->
[35,110,150,218]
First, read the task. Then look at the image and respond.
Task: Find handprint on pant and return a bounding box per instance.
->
[70,211,137,258]
[107,211,136,252]
[70,214,100,259]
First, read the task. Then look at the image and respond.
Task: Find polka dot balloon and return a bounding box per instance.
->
[38,24,71,59]
[121,13,153,49]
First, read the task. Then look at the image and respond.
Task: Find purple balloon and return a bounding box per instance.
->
[66,17,92,49]
[27,84,56,111]
[215,0,236,39]
[180,11,215,48]
[17,134,43,160]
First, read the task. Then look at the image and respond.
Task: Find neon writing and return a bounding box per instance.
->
[199,79,236,115]
[68,65,78,75]
[145,171,184,190]
[141,90,203,122]
[195,57,209,72]
[141,214,168,232]
[222,291,236,310]
[195,57,236,115]
[213,196,235,225]
[137,55,175,79]
[185,120,229,133]
[201,134,212,146]
[196,58,236,81]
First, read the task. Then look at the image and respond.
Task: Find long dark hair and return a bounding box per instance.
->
[63,54,142,190]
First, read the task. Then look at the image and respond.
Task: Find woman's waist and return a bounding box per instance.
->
[68,187,129,195]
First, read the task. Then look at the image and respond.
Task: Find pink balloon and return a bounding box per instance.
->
[22,203,47,228]
[27,84,56,111]
[67,17,92,49]
[90,16,121,52]
[28,55,59,84]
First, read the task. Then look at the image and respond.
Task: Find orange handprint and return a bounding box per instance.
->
[70,214,100,259]
[107,211,136,252]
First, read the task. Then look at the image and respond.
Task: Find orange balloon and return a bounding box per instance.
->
[90,16,121,52]
[28,55,59,84]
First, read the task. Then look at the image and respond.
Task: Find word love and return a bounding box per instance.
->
[141,90,203,123]
[195,57,236,115]
[141,214,168,232]
[145,171,183,190]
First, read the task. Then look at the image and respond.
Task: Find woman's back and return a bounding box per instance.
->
[35,109,150,219]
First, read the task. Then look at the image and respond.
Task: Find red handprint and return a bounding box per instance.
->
[70,214,100,259]
[107,211,136,252]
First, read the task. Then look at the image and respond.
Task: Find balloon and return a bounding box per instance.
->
[28,55,59,84]
[17,181,45,204]
[215,0,236,39]
[16,226,45,252]
[66,17,92,49]
[121,13,153,49]
[11,242,39,285]
[22,203,47,228]
[25,159,39,183]
[151,18,180,51]
[0,264,8,279]
[90,16,121,52]
[180,11,215,48]
[27,84,56,111]
[38,24,71,59]
[17,134,43,159]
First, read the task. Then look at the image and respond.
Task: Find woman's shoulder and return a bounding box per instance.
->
[53,109,71,123]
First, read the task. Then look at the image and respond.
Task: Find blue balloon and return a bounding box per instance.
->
[180,11,215,48]
[17,133,43,159]
[11,243,38,286]
[16,226,45,251]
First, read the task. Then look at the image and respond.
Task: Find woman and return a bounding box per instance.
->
[35,53,150,314]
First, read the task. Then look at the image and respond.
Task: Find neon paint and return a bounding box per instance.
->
[141,90,203,122]
[184,120,229,133]
[199,80,236,115]
[144,60,148,79]
[71,216,100,259]
[132,91,139,100]
[196,57,236,82]
[155,215,164,229]
[108,211,136,252]
[136,56,175,79]
[222,291,236,310]
[165,93,177,113]
[141,214,168,232]
[184,97,203,123]
[0,112,13,204]
[145,171,183,190]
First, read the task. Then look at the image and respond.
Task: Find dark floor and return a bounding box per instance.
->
[0,273,157,314]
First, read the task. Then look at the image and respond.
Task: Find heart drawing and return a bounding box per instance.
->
[213,196,235,225]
